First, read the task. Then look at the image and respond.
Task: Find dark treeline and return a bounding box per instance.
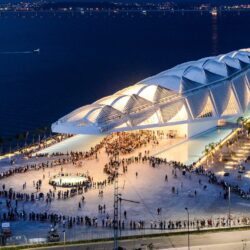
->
[0,126,53,154]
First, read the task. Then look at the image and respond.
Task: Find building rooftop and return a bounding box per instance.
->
[52,48,250,135]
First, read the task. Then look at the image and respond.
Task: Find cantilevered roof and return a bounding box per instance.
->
[52,48,250,134]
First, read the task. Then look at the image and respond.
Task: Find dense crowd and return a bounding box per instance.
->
[194,165,250,200]
[1,208,250,232]
[104,130,161,156]
[1,128,250,239]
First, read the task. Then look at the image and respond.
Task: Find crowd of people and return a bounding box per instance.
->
[1,128,250,241]
[1,207,250,232]
[194,165,250,200]
[104,130,160,156]
[0,185,88,204]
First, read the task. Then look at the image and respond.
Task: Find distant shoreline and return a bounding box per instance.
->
[1,9,250,14]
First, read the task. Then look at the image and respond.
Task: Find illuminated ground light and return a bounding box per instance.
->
[225,161,238,166]
[217,170,226,176]
[237,149,249,153]
[49,175,88,187]
[225,165,234,169]
[235,154,246,157]
[244,171,250,178]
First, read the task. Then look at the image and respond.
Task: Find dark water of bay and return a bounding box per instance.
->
[0,11,249,138]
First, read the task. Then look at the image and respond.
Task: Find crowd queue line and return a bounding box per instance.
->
[0,130,250,234]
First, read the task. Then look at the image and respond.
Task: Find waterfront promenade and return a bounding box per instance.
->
[1,123,250,245]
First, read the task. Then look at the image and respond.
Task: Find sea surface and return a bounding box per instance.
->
[0,11,250,138]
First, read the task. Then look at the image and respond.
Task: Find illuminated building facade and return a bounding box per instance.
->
[52,49,250,138]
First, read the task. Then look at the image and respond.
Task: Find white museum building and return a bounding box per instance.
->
[52,49,250,138]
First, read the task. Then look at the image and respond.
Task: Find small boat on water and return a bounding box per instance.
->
[33,48,40,53]
[210,8,218,16]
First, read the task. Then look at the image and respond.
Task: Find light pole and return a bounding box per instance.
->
[118,194,139,237]
[61,229,66,250]
[228,186,231,227]
[185,207,190,250]
[113,161,119,250]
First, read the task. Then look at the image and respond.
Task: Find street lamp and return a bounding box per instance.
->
[185,207,190,250]
[63,229,66,250]
[228,186,231,227]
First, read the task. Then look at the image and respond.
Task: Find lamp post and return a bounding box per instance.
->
[185,207,190,250]
[228,186,231,227]
[63,229,66,249]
